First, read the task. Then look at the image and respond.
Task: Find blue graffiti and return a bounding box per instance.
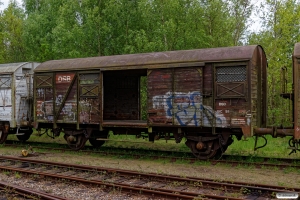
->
[165,92,225,126]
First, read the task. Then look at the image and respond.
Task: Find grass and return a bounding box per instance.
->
[226,135,299,159]
[5,130,300,160]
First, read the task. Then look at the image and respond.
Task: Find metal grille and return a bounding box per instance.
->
[216,66,246,82]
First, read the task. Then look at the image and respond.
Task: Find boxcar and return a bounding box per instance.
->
[0,62,39,143]
[33,45,272,159]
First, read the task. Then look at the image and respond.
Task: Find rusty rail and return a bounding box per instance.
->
[0,161,241,199]
[0,155,298,199]
[0,180,69,200]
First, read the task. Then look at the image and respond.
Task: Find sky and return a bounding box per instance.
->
[0,0,21,10]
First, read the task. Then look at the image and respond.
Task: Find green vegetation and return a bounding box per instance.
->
[226,135,299,159]
[6,131,300,159]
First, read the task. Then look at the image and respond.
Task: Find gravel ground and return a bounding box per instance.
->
[0,173,153,200]
[0,147,299,199]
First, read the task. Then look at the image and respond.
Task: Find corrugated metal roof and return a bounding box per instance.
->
[35,45,263,72]
[0,62,29,73]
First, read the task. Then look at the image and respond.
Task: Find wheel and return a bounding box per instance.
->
[186,140,219,160]
[16,133,31,142]
[89,130,109,148]
[16,128,33,142]
[64,134,87,150]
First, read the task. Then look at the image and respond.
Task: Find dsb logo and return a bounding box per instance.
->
[57,75,71,83]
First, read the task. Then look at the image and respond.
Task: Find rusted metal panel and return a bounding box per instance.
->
[79,73,101,124]
[213,62,251,130]
[173,67,203,126]
[35,72,102,125]
[250,62,258,127]
[148,69,174,125]
[203,64,213,96]
[148,67,213,127]
[102,120,147,128]
[36,74,53,88]
[216,82,245,98]
[55,72,77,123]
[215,65,247,98]
[103,75,139,120]
[174,68,202,91]
[36,86,54,122]
[293,43,300,139]
[34,73,54,122]
[35,45,260,72]
[214,99,249,127]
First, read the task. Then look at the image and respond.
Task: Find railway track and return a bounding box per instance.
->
[0,155,298,200]
[4,142,300,171]
[0,180,69,200]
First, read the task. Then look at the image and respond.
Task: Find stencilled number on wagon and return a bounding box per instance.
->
[219,102,227,106]
[57,76,71,83]
[56,73,75,84]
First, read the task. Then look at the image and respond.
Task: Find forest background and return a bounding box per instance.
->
[0,0,299,126]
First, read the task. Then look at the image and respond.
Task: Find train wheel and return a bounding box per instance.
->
[185,140,219,160]
[89,130,109,148]
[64,134,87,150]
[16,128,33,142]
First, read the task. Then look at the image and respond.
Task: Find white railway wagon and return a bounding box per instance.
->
[0,62,39,143]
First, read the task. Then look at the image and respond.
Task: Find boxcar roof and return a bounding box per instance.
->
[294,43,300,58]
[35,45,264,72]
[0,62,31,74]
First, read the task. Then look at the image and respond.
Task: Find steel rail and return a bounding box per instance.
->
[0,155,298,195]
[0,164,241,200]
[0,180,69,200]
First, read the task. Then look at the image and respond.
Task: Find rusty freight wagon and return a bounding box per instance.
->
[0,62,39,143]
[33,45,270,159]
